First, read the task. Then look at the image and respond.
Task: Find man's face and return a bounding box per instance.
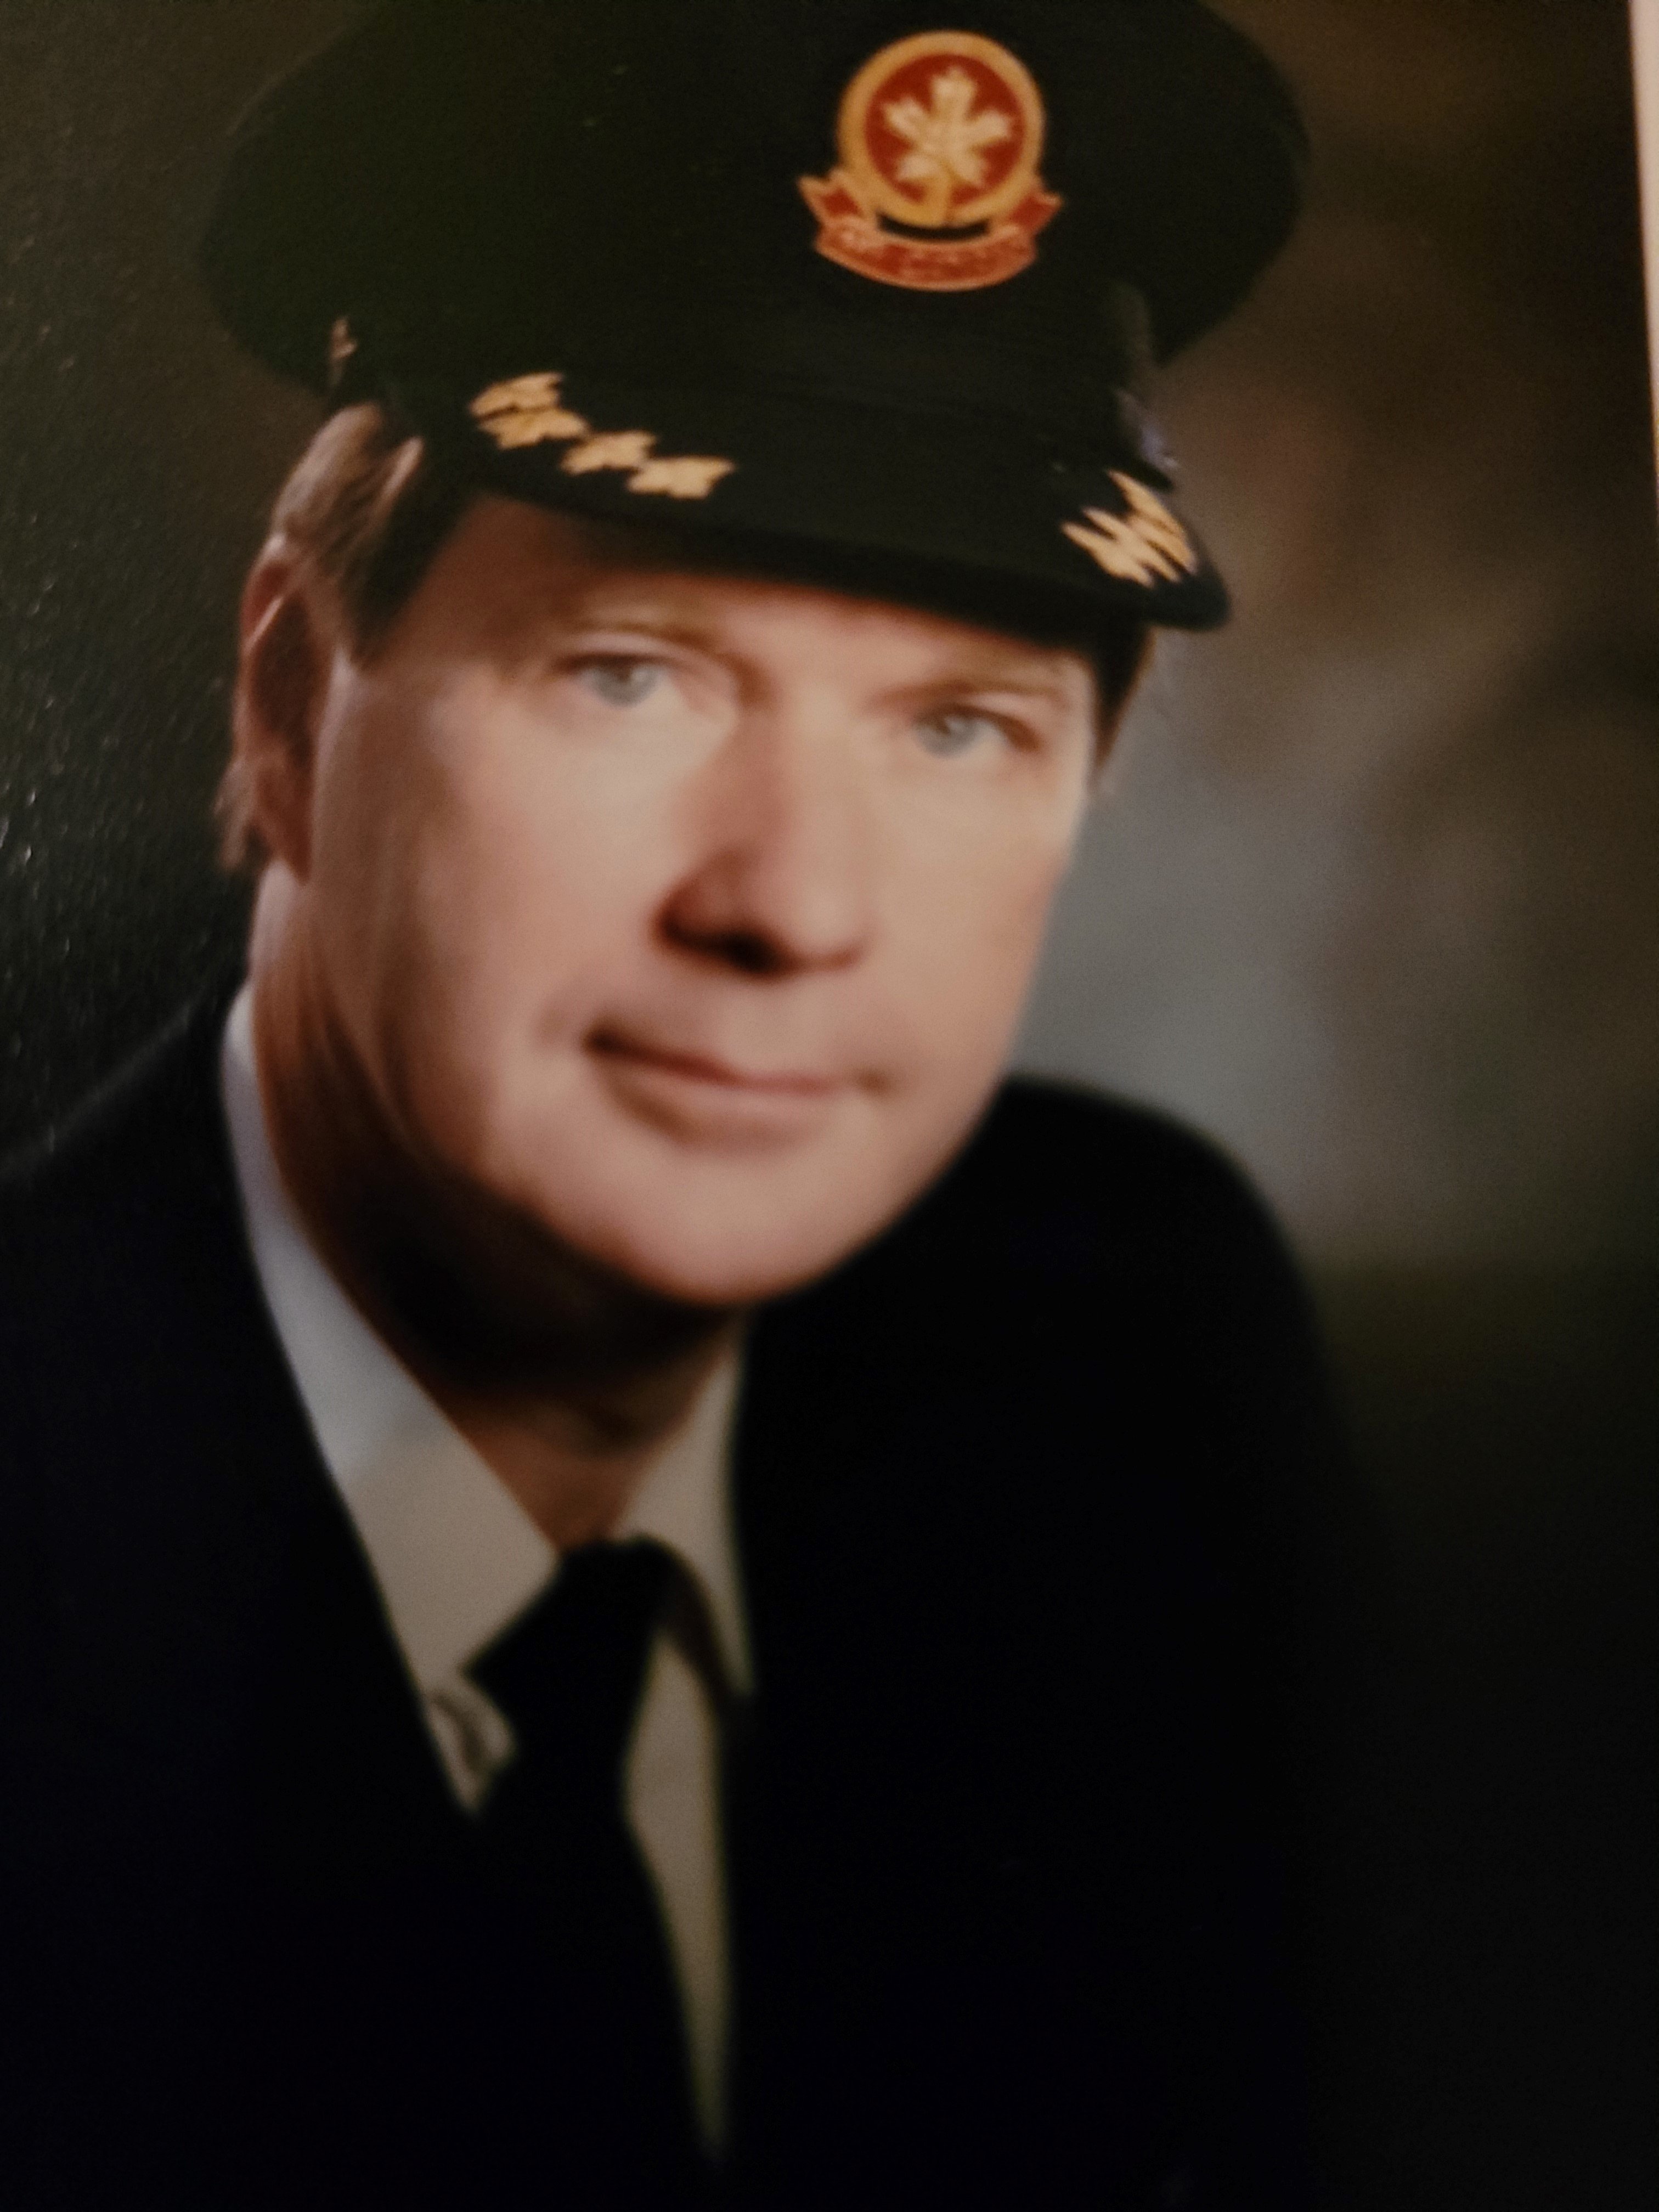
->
[283,496,1103,1306]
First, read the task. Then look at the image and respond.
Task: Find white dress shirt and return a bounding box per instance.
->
[219,988,750,2147]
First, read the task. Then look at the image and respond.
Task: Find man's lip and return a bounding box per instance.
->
[588,1030,844,1098]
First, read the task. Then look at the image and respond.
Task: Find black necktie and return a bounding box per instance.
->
[470,1537,712,2204]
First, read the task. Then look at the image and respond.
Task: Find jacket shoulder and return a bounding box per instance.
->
[0,988,235,1234]
[884,1073,1308,1309]
[0,986,304,1674]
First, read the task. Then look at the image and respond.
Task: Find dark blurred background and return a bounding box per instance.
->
[1,3,1654,2204]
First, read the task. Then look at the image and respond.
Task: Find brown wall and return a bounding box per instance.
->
[1022,9,1656,2199]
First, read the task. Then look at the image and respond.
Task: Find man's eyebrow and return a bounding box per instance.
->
[947,664,1080,694]
[901,656,1087,704]
[543,582,729,641]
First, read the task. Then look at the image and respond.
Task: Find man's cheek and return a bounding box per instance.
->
[904,883,1049,1028]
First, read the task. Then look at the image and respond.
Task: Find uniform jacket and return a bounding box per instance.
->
[0,992,1341,2210]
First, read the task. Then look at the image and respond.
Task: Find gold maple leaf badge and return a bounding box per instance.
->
[884,66,1016,228]
[798,31,1060,292]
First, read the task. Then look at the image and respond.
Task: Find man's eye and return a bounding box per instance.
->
[576,658,666,707]
[915,707,1007,758]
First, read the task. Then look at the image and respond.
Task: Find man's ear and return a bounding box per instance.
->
[230,546,335,880]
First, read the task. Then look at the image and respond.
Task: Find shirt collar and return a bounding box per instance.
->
[219,985,750,1698]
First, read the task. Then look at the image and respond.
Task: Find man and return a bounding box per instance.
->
[1,3,1340,2206]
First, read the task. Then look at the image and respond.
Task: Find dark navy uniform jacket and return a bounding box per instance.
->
[0,992,1342,2209]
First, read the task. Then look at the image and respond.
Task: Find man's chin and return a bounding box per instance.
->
[490,1082,984,1310]
[545,1158,928,1312]
[589,1242,855,1313]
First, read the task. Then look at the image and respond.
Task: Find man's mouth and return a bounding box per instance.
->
[587,1029,844,1099]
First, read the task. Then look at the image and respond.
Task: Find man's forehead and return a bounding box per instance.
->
[444,498,1106,676]
[451,494,1102,687]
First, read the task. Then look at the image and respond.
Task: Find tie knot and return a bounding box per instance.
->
[471,1537,679,1798]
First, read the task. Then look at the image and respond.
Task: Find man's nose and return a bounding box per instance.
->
[658,708,877,979]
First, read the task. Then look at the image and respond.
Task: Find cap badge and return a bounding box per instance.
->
[1063,475,1200,588]
[469,375,737,500]
[800,31,1062,293]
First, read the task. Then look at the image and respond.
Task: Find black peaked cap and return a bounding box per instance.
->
[202,0,1308,633]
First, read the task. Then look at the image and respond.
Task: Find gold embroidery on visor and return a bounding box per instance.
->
[468,375,736,500]
[1062,473,1198,587]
